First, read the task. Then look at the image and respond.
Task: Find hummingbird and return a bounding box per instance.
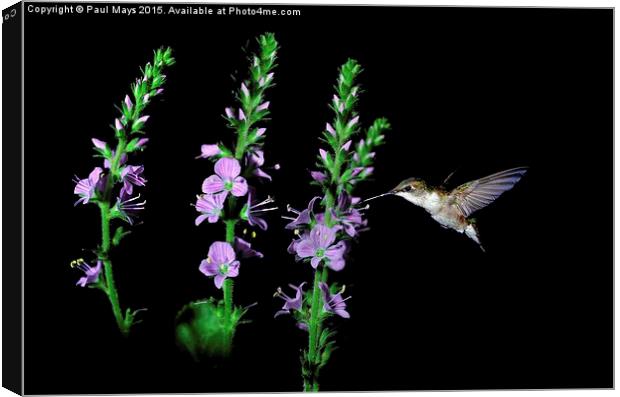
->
[360,167,528,251]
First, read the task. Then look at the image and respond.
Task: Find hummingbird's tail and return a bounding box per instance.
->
[465,222,485,252]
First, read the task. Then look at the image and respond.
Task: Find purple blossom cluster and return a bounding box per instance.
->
[70,47,175,335]
[193,33,279,295]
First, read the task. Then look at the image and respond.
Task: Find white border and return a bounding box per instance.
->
[0,1,615,397]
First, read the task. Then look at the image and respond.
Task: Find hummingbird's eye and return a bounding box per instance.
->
[403,185,412,192]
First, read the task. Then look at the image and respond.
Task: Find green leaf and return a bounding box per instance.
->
[112,226,131,246]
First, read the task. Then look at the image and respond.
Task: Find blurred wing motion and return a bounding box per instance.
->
[448,167,528,218]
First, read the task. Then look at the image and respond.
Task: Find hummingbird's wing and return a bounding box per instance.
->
[448,167,528,218]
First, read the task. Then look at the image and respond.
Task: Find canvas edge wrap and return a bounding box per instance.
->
[2,1,24,395]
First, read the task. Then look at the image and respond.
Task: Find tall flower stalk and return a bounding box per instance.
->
[176,33,279,358]
[71,48,175,336]
[276,59,390,391]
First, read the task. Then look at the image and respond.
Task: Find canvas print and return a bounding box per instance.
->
[3,2,613,394]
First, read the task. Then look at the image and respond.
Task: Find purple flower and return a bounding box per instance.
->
[202,157,248,199]
[92,138,107,150]
[74,259,103,287]
[256,101,270,112]
[274,282,306,318]
[115,118,124,131]
[342,140,352,151]
[120,165,147,196]
[295,224,346,270]
[255,127,266,138]
[234,237,263,259]
[284,196,321,230]
[241,82,250,98]
[194,192,226,226]
[246,150,273,181]
[320,282,350,318]
[124,95,133,110]
[198,144,221,159]
[310,171,327,183]
[225,107,235,118]
[241,189,276,231]
[259,72,274,87]
[199,241,240,289]
[73,167,105,205]
[326,123,336,137]
[347,115,359,129]
[319,149,329,163]
[334,192,367,237]
[135,138,149,149]
[113,191,146,225]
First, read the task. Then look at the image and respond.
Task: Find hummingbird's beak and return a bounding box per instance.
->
[358,192,393,205]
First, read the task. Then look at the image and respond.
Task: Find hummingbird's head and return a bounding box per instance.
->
[391,178,427,197]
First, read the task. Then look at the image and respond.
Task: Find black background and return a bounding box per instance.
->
[23,4,612,393]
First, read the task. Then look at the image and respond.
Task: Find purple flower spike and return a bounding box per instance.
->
[225,107,235,119]
[202,157,248,199]
[295,224,346,270]
[115,118,124,131]
[256,127,266,137]
[73,167,105,205]
[92,138,107,150]
[342,140,352,151]
[199,241,240,289]
[195,192,226,226]
[257,101,270,112]
[234,237,263,259]
[284,196,321,230]
[120,165,147,196]
[75,259,103,287]
[199,144,221,159]
[239,109,246,121]
[124,95,133,110]
[274,282,306,318]
[320,282,350,318]
[326,123,336,137]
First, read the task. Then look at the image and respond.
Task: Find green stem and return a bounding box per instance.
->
[99,203,128,336]
[223,219,237,320]
[308,267,323,364]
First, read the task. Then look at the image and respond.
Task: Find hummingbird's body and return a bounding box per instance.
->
[362,167,528,251]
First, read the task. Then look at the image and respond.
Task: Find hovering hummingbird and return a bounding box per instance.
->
[360,167,528,251]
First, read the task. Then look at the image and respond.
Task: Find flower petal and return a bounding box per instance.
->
[310,256,322,269]
[214,157,241,179]
[195,214,209,226]
[231,177,248,197]
[200,144,221,158]
[295,239,316,258]
[227,261,240,277]
[214,275,226,289]
[199,260,218,276]
[208,241,236,265]
[202,175,225,194]
[311,224,336,249]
